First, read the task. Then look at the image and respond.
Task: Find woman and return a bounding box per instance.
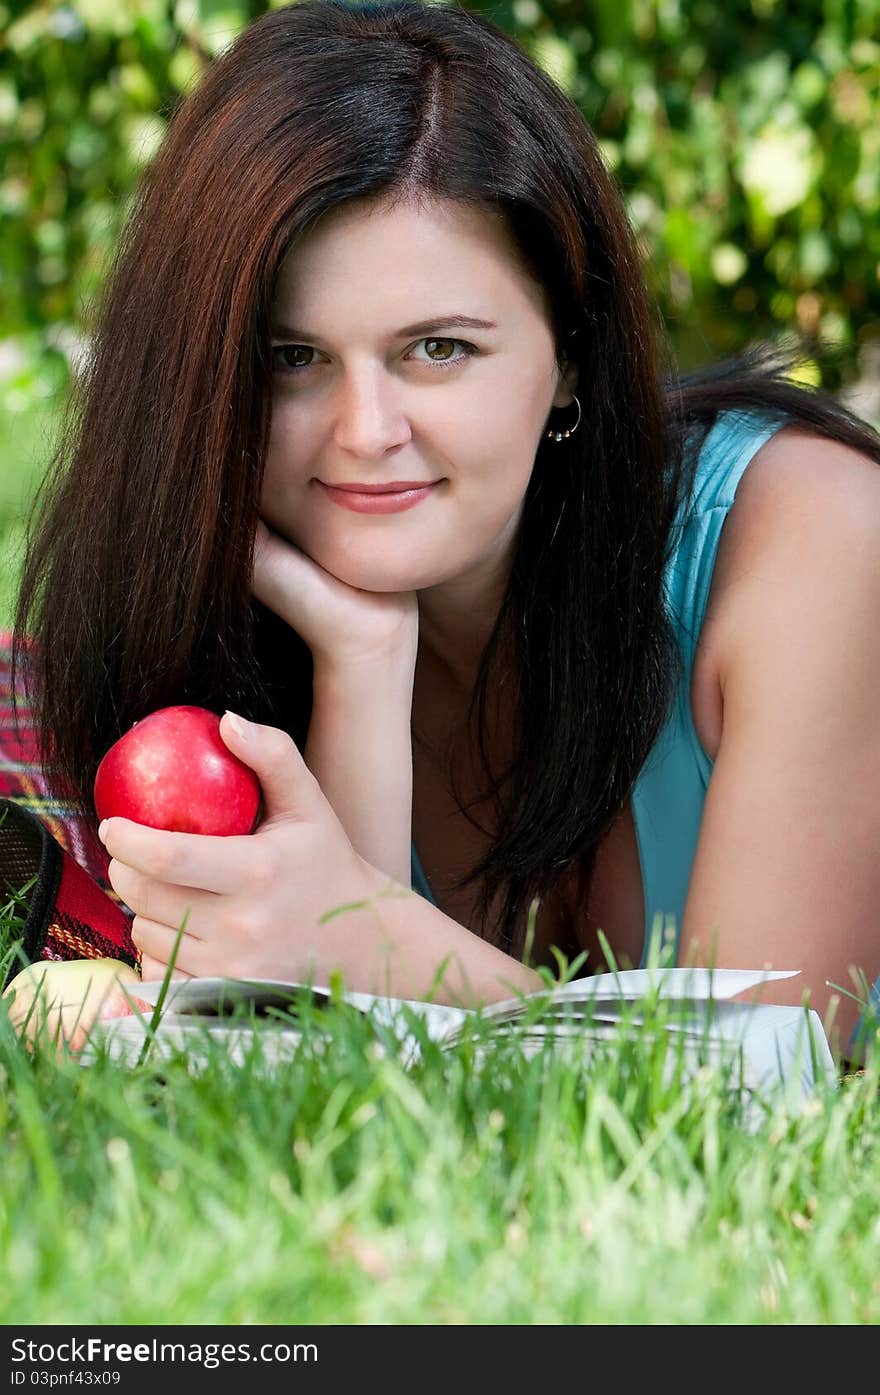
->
[4,0,879,1059]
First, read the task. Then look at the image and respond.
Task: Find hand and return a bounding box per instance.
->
[99,711,391,984]
[251,517,419,672]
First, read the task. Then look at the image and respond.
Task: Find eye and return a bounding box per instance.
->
[408,338,476,369]
[272,344,319,372]
[270,337,477,375]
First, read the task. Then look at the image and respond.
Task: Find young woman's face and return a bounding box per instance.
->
[262,196,576,596]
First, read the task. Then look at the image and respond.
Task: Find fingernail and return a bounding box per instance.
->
[98,820,108,843]
[224,710,250,742]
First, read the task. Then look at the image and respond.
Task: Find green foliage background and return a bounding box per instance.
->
[1,0,879,406]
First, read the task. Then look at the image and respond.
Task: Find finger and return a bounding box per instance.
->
[251,519,308,616]
[132,918,200,980]
[100,819,255,895]
[218,711,325,824]
[138,953,191,985]
[107,859,214,941]
[251,519,276,596]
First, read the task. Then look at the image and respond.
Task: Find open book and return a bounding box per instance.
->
[80,966,836,1113]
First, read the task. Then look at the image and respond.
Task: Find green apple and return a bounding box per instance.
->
[3,958,151,1054]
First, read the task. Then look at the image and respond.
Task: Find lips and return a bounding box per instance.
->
[320,481,439,493]
[317,480,440,514]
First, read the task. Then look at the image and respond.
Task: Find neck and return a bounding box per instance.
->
[415,548,515,700]
[412,602,517,772]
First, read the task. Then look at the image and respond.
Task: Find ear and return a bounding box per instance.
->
[552,354,579,408]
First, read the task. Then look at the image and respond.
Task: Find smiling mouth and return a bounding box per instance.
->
[318,481,441,494]
[316,480,441,513]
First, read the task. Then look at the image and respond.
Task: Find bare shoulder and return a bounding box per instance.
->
[704,421,880,688]
[679,421,880,1050]
[729,419,880,516]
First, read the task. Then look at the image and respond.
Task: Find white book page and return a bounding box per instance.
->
[543,966,798,1002]
[478,967,802,1023]
[135,966,798,1008]
[132,977,335,1011]
[131,977,468,1039]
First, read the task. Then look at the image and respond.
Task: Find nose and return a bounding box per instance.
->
[331,366,411,456]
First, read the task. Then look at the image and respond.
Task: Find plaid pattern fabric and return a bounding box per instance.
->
[0,629,137,979]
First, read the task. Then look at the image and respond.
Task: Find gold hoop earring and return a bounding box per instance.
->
[545,395,581,442]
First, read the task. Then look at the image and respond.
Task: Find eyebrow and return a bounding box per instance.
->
[269,314,498,342]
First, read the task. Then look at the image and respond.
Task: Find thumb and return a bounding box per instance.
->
[219,710,323,825]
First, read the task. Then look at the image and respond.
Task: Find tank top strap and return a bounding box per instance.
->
[633,407,789,962]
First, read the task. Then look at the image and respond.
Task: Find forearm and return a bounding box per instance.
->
[316,861,544,1008]
[305,659,415,888]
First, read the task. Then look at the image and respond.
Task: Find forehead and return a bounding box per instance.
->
[271,195,550,324]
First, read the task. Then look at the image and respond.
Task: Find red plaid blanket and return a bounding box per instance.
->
[0,629,137,975]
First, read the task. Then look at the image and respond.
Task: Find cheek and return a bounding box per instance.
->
[261,404,312,524]
[482,390,549,493]
[264,399,297,474]
[467,425,538,518]
[470,477,530,557]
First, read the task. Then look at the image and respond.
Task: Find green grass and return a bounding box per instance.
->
[0,391,62,633]
[2,900,879,1325]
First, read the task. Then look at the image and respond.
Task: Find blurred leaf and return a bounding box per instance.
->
[168,45,204,93]
[0,78,17,124]
[33,220,65,256]
[193,3,249,57]
[664,208,699,265]
[739,124,818,217]
[117,63,160,108]
[799,229,833,282]
[72,0,135,37]
[66,122,108,168]
[120,113,167,165]
[711,244,748,286]
[791,61,828,109]
[529,35,577,93]
[787,358,821,387]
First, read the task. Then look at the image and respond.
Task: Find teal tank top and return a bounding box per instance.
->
[409,408,788,967]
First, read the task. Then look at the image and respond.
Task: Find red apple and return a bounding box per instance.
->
[94,705,262,835]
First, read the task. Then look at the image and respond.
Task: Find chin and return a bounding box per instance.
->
[336,560,432,592]
[318,540,442,592]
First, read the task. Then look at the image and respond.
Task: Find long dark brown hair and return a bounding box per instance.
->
[12,0,880,965]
